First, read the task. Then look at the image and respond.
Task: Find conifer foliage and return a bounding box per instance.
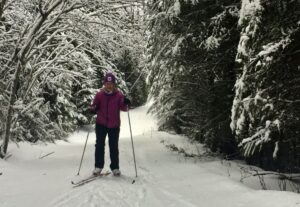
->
[231,0,300,171]
[114,49,147,107]
[146,0,300,171]
[146,0,240,154]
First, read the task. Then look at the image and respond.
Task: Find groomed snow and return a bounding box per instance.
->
[1,105,300,207]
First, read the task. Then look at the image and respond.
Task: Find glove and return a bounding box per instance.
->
[89,105,98,114]
[124,97,131,105]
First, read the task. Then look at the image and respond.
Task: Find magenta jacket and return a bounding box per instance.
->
[91,89,128,128]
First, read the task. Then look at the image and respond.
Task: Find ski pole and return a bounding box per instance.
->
[127,108,138,180]
[77,131,90,175]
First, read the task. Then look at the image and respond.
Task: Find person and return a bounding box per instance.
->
[90,72,131,176]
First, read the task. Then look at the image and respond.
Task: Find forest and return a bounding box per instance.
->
[0,0,300,172]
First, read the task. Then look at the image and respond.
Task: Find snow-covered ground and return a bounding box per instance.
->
[1,105,300,207]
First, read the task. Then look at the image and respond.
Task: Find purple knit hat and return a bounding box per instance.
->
[103,72,116,84]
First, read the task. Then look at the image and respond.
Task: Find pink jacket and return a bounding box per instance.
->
[91,89,128,128]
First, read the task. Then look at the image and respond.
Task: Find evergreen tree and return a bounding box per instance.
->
[114,49,147,107]
[146,0,240,154]
[231,0,300,171]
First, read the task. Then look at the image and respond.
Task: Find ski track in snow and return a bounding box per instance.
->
[1,105,300,207]
[51,179,147,207]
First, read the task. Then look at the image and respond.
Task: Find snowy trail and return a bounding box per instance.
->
[1,105,300,207]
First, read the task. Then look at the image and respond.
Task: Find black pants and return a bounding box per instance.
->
[95,124,120,170]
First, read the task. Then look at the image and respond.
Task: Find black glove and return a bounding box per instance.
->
[124,97,131,105]
[89,105,98,114]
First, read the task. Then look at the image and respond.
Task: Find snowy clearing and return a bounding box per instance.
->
[1,105,300,207]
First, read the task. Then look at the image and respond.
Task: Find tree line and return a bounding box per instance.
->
[146,0,300,172]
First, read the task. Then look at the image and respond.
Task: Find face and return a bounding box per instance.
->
[104,82,115,92]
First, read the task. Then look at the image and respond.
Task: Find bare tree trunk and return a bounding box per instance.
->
[0,61,22,158]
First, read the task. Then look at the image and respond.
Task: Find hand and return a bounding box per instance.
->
[124,97,131,105]
[89,105,98,114]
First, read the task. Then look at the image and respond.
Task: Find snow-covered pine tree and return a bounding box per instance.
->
[198,1,240,154]
[146,0,240,154]
[114,49,147,107]
[231,0,300,171]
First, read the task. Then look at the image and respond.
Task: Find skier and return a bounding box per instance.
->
[90,72,131,176]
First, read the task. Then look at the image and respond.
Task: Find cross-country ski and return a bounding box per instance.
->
[71,171,111,187]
